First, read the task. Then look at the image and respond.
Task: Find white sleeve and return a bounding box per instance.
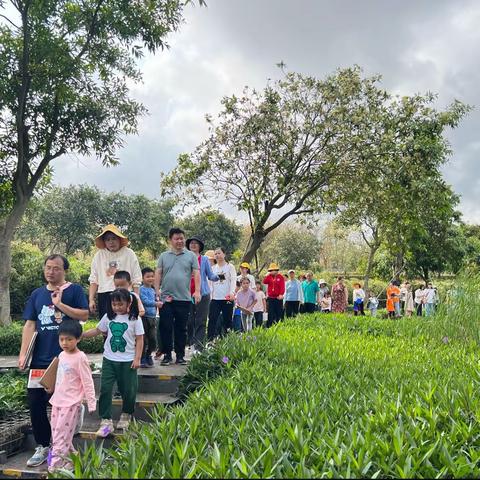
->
[97,314,109,333]
[134,318,145,335]
[129,250,143,287]
[229,264,237,296]
[89,251,100,284]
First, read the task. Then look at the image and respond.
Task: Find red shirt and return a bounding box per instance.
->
[190,255,201,295]
[262,273,285,298]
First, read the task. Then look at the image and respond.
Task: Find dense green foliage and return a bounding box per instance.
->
[0,321,102,356]
[0,372,28,418]
[16,185,175,256]
[67,280,480,478]
[179,209,242,254]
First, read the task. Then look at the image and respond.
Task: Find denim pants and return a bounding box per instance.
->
[425,302,435,316]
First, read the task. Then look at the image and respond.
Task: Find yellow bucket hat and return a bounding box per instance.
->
[267,262,280,272]
[95,224,129,249]
[240,262,251,269]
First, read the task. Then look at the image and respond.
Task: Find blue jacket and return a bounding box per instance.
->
[139,285,156,317]
[199,255,219,296]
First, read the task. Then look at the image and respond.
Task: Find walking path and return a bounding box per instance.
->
[0,351,192,478]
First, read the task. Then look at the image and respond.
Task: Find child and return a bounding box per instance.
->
[352,282,366,316]
[139,267,161,368]
[252,281,266,328]
[114,270,146,317]
[83,288,144,436]
[367,291,379,317]
[232,280,242,332]
[48,320,96,473]
[236,277,257,332]
[320,291,332,313]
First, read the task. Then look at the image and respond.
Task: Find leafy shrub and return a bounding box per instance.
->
[0,321,103,356]
[0,371,28,418]
[67,303,480,478]
[10,242,45,315]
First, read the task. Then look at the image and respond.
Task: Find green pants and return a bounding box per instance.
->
[99,358,138,419]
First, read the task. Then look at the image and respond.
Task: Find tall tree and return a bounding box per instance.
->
[178,209,242,254]
[16,185,175,255]
[161,67,392,263]
[0,0,200,324]
[333,95,469,288]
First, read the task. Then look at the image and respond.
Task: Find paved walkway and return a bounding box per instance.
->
[0,351,192,376]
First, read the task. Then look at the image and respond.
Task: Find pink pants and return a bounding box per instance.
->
[50,403,80,469]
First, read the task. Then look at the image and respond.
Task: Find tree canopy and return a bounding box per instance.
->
[161,66,470,265]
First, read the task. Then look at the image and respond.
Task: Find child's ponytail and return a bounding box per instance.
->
[128,291,139,320]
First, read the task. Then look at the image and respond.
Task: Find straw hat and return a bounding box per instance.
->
[204,250,215,260]
[318,279,327,285]
[95,224,129,249]
[267,262,280,272]
[240,262,251,269]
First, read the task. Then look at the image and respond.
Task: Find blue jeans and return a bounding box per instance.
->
[425,303,435,316]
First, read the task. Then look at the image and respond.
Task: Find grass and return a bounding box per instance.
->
[63,283,480,479]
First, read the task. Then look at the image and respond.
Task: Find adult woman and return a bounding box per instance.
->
[237,262,256,289]
[88,224,142,320]
[331,277,348,313]
[208,247,237,340]
[405,282,414,317]
[186,237,219,352]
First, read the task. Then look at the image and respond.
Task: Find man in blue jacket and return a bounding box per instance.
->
[186,236,219,352]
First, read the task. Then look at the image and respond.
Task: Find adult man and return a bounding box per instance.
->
[284,269,303,317]
[302,272,320,313]
[154,228,201,365]
[18,255,88,467]
[262,263,285,327]
[186,236,219,352]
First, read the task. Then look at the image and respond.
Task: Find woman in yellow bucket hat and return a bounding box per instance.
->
[88,224,142,319]
[236,261,256,289]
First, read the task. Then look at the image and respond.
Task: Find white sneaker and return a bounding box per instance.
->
[95,419,114,438]
[26,445,49,467]
[116,413,132,430]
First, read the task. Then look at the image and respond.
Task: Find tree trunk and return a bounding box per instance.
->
[0,199,30,326]
[242,228,266,266]
[363,242,379,291]
[393,252,404,281]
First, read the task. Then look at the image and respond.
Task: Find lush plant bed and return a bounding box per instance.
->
[65,306,480,478]
[0,371,28,419]
[0,320,103,356]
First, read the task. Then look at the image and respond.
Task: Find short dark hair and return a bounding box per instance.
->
[44,254,69,270]
[255,280,262,285]
[141,267,154,277]
[58,320,82,339]
[168,227,185,239]
[107,288,139,320]
[114,270,131,282]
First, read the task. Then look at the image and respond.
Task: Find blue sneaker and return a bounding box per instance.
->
[140,357,148,368]
[146,356,154,367]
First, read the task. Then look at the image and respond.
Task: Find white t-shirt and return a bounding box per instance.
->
[253,290,266,312]
[414,289,425,304]
[353,288,365,301]
[424,288,436,304]
[211,263,237,300]
[97,313,144,362]
[89,247,142,293]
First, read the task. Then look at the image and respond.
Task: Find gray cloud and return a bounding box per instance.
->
[54,0,480,221]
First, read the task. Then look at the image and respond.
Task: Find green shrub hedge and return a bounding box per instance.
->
[67,307,480,478]
[0,321,103,356]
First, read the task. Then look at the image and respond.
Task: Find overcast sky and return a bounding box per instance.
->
[54,0,480,222]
